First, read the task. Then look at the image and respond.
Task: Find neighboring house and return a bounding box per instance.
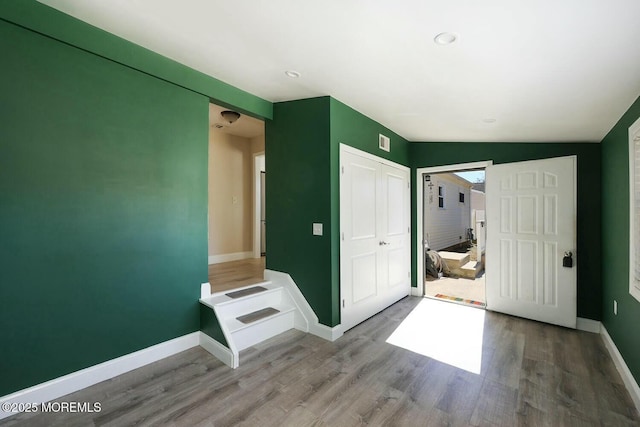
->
[423,173,472,251]
[472,182,486,193]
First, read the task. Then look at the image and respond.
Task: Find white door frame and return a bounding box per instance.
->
[253,152,265,259]
[415,161,493,296]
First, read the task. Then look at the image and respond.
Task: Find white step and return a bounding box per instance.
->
[201,281,284,319]
[231,304,296,351]
[199,279,308,368]
[460,260,481,279]
[438,251,470,270]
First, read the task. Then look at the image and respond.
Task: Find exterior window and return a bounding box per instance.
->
[438,185,444,208]
[459,192,465,203]
[629,116,640,302]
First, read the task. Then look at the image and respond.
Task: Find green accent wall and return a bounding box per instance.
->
[266,97,410,327]
[0,0,272,120]
[0,18,208,395]
[601,96,640,384]
[265,97,333,325]
[200,305,229,347]
[409,142,602,321]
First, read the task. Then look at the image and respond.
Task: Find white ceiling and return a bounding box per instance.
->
[40,0,640,142]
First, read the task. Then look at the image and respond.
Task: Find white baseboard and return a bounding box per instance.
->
[601,325,640,413]
[264,269,343,342]
[199,332,235,369]
[208,252,253,265]
[0,332,199,421]
[310,323,344,341]
[577,317,601,333]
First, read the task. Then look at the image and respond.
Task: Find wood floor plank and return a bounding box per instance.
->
[434,370,484,425]
[3,296,639,427]
[470,378,518,427]
[484,329,525,389]
[208,257,265,293]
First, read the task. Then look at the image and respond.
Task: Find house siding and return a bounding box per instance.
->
[423,174,472,251]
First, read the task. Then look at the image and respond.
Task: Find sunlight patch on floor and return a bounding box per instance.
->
[386,298,485,374]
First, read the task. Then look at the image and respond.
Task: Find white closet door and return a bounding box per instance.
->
[340,147,410,332]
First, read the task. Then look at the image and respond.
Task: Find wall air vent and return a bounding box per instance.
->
[379,134,390,152]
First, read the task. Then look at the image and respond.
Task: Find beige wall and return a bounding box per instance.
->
[208,130,254,256]
[251,134,265,154]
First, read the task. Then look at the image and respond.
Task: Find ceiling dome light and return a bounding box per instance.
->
[284,70,301,78]
[220,110,241,124]
[434,32,457,45]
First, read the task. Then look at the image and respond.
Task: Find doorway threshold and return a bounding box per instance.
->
[424,273,486,309]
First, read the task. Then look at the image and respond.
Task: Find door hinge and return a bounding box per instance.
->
[407,226,410,233]
[341,166,344,174]
[342,299,345,308]
[341,232,344,241]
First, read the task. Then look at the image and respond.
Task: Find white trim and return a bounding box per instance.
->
[208,251,253,265]
[253,152,265,259]
[264,269,343,342]
[628,116,640,303]
[199,332,235,369]
[576,317,601,334]
[601,325,640,412]
[310,323,344,341]
[339,143,410,172]
[0,332,199,420]
[416,161,493,292]
[201,282,211,299]
[411,286,423,296]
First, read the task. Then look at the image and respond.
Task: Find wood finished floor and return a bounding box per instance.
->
[3,297,638,427]
[208,257,265,294]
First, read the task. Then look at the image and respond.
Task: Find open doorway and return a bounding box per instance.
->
[207,103,266,293]
[420,164,489,309]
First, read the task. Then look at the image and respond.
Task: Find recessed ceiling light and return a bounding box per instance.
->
[434,32,457,45]
[285,70,301,78]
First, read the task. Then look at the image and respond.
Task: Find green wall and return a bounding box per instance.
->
[409,142,602,320]
[200,306,228,347]
[266,97,410,327]
[0,16,208,395]
[601,96,640,384]
[0,1,272,120]
[265,97,333,324]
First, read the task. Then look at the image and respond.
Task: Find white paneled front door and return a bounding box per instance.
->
[486,156,577,328]
[340,146,410,332]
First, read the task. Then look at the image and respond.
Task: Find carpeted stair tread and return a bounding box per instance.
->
[226,286,268,299]
[236,307,280,324]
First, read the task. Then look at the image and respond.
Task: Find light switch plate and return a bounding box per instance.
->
[312,223,323,236]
